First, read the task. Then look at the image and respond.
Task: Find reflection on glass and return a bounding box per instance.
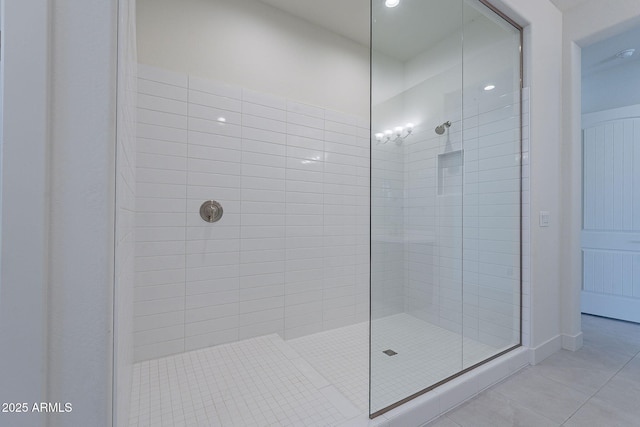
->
[370,0,522,416]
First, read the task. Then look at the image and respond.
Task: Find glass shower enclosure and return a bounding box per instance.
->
[370,0,522,416]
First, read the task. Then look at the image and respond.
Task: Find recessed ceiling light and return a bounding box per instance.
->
[616,48,635,59]
[484,84,496,91]
[217,117,226,123]
[385,0,400,8]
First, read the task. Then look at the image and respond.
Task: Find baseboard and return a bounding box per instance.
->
[561,331,583,351]
[529,334,562,365]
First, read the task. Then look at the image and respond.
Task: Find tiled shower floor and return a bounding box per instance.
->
[129,314,503,426]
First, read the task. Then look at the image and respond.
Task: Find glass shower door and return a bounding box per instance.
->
[370,0,522,417]
[461,1,522,369]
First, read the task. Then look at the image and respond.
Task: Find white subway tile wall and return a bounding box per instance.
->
[400,89,527,353]
[134,64,370,361]
[370,132,406,320]
[369,83,528,412]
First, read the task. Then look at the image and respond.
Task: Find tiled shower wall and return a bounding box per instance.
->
[370,137,406,320]
[403,88,529,350]
[134,64,369,361]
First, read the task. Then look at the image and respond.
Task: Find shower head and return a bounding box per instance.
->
[435,121,451,135]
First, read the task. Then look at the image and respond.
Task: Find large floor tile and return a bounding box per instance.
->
[591,370,640,416]
[529,345,628,394]
[622,352,640,376]
[491,367,591,424]
[445,391,559,427]
[424,416,461,427]
[563,397,640,427]
[582,329,640,358]
[582,315,640,343]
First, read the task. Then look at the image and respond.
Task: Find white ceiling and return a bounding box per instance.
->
[582,25,640,77]
[548,0,590,11]
[255,0,483,62]
[254,0,640,82]
[545,0,640,79]
[371,1,482,62]
[254,0,590,47]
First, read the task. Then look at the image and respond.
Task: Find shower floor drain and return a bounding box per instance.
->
[382,349,397,356]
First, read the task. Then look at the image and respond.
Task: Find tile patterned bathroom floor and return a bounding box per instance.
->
[129,314,506,426]
[289,314,503,414]
[427,314,640,427]
[129,334,357,427]
[288,321,370,412]
[130,314,640,426]
[368,314,504,413]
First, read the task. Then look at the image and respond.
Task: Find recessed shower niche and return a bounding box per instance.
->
[438,149,464,196]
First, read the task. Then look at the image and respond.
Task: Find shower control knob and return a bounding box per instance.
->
[200,200,223,223]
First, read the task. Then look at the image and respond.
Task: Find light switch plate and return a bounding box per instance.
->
[539,211,550,227]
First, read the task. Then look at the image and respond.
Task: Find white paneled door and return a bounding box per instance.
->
[582,113,640,322]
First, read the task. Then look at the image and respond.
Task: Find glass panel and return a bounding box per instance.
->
[370,0,521,416]
[461,0,521,369]
[371,0,464,415]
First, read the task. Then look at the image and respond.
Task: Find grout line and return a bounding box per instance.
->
[561,346,639,424]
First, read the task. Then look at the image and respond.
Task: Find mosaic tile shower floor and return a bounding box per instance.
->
[129,314,503,426]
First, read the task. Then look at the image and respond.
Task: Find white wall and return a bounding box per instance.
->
[114,0,137,425]
[0,1,49,426]
[562,0,640,353]
[582,61,640,113]
[404,17,509,91]
[137,0,369,118]
[372,51,404,106]
[133,65,369,361]
[1,1,120,425]
[47,0,118,425]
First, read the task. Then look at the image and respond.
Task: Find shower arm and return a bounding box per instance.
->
[435,121,451,135]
